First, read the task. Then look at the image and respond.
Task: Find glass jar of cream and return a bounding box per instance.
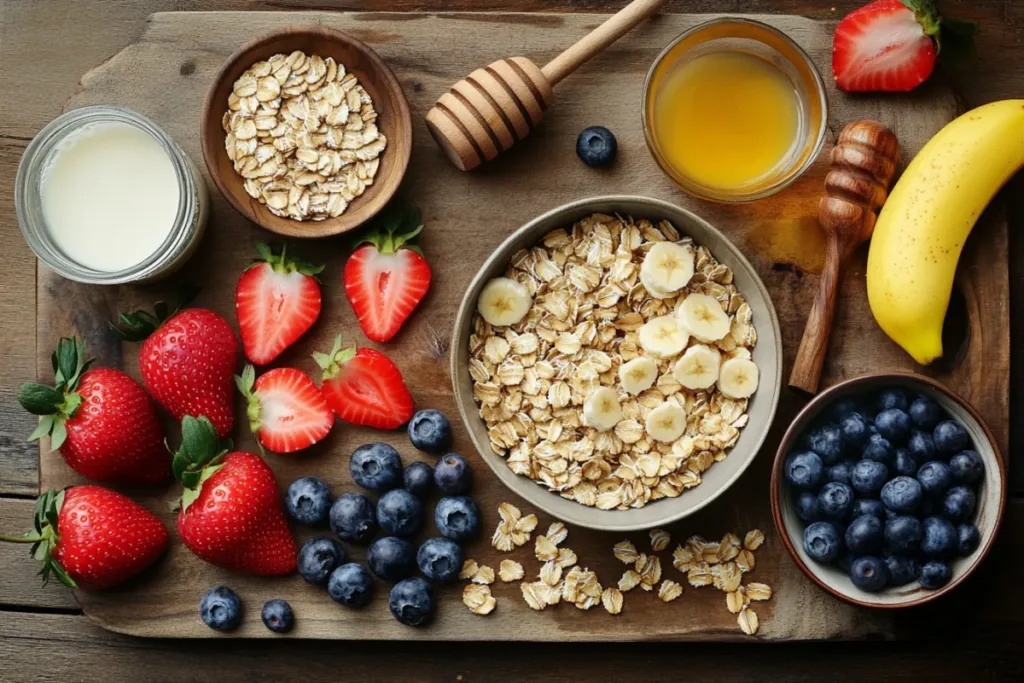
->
[16,105,209,284]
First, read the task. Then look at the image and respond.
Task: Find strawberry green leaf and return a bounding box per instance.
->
[50,421,68,450]
[27,415,55,443]
[18,384,65,415]
[313,334,357,380]
[351,202,424,255]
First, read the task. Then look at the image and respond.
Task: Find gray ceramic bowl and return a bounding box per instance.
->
[451,196,782,531]
[771,372,1006,608]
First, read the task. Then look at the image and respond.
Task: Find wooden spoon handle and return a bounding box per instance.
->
[541,0,670,85]
[788,238,845,395]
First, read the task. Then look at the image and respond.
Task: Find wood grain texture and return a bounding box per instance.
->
[0,498,79,610]
[26,10,1008,641]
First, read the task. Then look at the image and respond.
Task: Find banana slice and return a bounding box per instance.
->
[645,402,686,442]
[677,293,731,342]
[640,268,676,299]
[718,358,760,399]
[638,315,689,359]
[477,277,532,327]
[641,242,694,293]
[673,344,722,390]
[619,356,659,394]
[583,387,622,432]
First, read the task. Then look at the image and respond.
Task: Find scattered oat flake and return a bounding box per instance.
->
[701,542,721,564]
[614,540,639,564]
[535,534,559,561]
[463,584,497,615]
[459,559,479,580]
[618,569,641,592]
[540,560,563,586]
[521,581,548,611]
[687,562,713,587]
[556,547,578,568]
[738,607,759,635]
[546,522,568,546]
[473,565,496,585]
[498,502,522,524]
[686,536,707,554]
[517,514,539,534]
[744,529,765,551]
[672,545,697,572]
[637,553,662,588]
[602,587,624,614]
[717,532,741,562]
[658,580,683,602]
[499,559,524,582]
[746,582,773,601]
[711,562,742,593]
[649,528,671,552]
[726,587,747,614]
[736,548,756,573]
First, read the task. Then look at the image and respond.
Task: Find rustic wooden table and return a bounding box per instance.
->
[0,1,1021,680]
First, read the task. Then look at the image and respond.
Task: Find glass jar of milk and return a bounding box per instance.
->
[16,105,209,284]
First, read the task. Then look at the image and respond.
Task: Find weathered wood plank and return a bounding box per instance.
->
[0,497,81,610]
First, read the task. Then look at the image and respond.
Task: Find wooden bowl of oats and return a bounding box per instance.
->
[451,196,783,532]
[201,26,412,238]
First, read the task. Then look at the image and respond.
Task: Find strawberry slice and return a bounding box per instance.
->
[833,0,977,93]
[235,365,333,454]
[344,204,431,343]
[313,335,414,430]
[236,243,323,365]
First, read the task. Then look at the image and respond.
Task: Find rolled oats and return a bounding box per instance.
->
[602,587,624,614]
[499,560,524,582]
[535,534,559,561]
[649,528,671,552]
[546,522,568,546]
[746,583,773,601]
[658,580,683,602]
[737,607,759,635]
[473,565,496,585]
[463,584,497,615]
[726,587,748,614]
[618,569,641,592]
[459,559,479,580]
[613,540,639,564]
[743,529,765,551]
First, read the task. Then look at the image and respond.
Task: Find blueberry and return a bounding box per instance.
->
[261,599,294,634]
[885,555,920,587]
[327,563,373,607]
[407,409,452,453]
[845,515,884,554]
[284,476,332,526]
[850,556,889,592]
[830,398,862,423]
[828,461,854,485]
[807,424,844,465]
[874,409,911,444]
[367,536,416,582]
[884,515,923,554]
[894,448,918,477]
[795,491,821,523]
[949,450,984,485]
[917,461,953,497]
[875,389,909,413]
[351,442,403,491]
[862,433,894,466]
[921,516,957,557]
[803,521,843,563]
[906,430,936,465]
[403,461,434,498]
[918,560,952,589]
[435,495,481,542]
[200,586,242,632]
[840,413,871,448]
[956,523,981,556]
[852,498,886,521]
[575,126,617,167]
[932,420,969,458]
[784,451,824,491]
[416,537,463,582]
[941,485,976,523]
[909,396,943,430]
[329,492,378,544]
[818,482,855,521]
[851,460,889,497]
[389,577,435,627]
[297,536,347,586]
[434,453,473,494]
[880,476,923,514]
[376,489,424,538]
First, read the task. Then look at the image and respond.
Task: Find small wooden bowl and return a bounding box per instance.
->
[200,26,412,238]
[771,372,1006,609]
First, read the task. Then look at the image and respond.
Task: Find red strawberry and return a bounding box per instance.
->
[0,486,168,589]
[235,365,333,453]
[236,243,323,365]
[344,204,432,343]
[173,416,296,576]
[314,335,414,430]
[112,296,238,438]
[18,337,169,484]
[833,0,977,92]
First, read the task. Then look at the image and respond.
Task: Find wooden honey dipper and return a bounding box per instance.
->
[425,0,670,171]
[788,120,901,394]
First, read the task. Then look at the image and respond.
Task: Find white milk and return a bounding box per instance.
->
[40,121,180,272]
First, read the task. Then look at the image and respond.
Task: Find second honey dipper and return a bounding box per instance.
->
[788,121,900,394]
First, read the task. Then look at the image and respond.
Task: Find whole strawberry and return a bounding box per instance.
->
[314,335,415,430]
[236,243,324,365]
[173,416,296,575]
[344,203,432,343]
[0,486,168,590]
[113,295,238,438]
[18,337,169,484]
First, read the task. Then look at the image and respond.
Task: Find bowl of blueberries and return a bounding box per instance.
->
[771,372,1006,608]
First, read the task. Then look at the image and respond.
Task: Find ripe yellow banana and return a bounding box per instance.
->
[867,100,1024,365]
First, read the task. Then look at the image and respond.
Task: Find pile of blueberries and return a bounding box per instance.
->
[199,408,481,632]
[784,388,985,593]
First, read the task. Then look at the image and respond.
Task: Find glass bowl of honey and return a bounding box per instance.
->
[643,18,828,203]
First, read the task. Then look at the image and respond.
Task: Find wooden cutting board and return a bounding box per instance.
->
[35,11,1008,640]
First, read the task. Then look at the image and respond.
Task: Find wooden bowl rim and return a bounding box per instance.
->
[769,370,1008,610]
[199,25,412,238]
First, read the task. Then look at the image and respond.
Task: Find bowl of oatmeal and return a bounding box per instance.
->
[451,196,782,531]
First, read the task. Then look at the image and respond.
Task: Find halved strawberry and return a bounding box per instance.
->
[344,204,432,343]
[236,243,323,365]
[235,365,333,454]
[833,0,977,93]
[313,335,414,430]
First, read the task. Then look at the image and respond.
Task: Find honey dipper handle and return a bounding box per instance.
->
[541,0,671,85]
[789,238,846,395]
